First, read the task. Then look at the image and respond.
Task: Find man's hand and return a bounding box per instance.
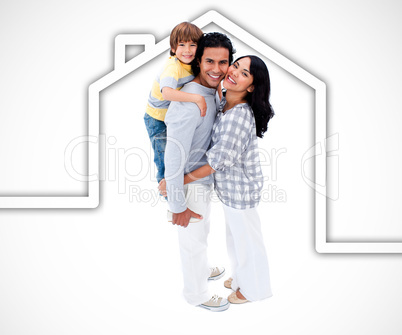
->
[172,208,203,228]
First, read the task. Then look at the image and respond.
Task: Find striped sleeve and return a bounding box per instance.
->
[159,61,180,91]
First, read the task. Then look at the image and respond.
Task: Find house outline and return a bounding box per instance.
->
[1,10,400,254]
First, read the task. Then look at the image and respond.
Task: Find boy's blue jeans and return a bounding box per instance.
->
[144,113,167,183]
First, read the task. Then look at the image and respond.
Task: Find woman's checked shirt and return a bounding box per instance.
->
[206,99,264,209]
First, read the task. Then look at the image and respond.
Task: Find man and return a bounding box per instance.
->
[164,32,235,311]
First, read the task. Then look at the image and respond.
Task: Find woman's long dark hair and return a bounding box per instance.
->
[235,55,274,138]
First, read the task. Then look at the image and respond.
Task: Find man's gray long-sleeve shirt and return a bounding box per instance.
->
[164,82,219,213]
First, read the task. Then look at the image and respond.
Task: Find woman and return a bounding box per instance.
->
[161,55,274,304]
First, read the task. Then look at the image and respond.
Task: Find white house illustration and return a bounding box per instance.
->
[1,10,399,254]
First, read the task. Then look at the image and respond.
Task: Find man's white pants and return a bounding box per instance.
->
[177,183,212,305]
[223,203,273,301]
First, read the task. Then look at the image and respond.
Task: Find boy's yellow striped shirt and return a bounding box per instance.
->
[145,56,194,121]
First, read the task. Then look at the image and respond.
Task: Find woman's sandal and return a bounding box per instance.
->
[224,277,233,289]
[228,291,249,304]
[225,279,249,304]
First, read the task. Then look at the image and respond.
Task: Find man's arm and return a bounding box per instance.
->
[164,100,200,218]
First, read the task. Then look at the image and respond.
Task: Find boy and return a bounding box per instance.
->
[144,22,204,183]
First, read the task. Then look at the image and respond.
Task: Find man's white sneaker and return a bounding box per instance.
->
[198,295,230,312]
[208,267,225,281]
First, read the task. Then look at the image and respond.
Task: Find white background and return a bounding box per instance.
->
[1,0,402,334]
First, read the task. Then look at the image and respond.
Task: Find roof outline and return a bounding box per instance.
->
[1,10,400,254]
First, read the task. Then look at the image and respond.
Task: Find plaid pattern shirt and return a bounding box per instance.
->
[206,99,264,209]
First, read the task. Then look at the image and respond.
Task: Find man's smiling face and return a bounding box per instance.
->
[197,47,229,89]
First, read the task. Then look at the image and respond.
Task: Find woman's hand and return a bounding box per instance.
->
[158,178,167,197]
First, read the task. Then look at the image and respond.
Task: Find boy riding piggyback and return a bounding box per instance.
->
[144,22,205,183]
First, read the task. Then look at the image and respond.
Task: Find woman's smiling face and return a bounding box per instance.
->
[223,57,254,94]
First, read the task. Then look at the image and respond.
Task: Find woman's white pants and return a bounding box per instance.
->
[222,203,273,301]
[177,183,212,305]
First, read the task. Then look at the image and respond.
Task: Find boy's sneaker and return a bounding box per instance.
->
[208,267,225,280]
[198,295,230,312]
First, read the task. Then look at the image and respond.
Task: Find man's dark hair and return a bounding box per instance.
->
[191,32,235,76]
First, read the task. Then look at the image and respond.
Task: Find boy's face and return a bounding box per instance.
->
[197,47,229,89]
[172,41,197,65]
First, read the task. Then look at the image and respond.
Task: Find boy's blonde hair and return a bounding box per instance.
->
[170,22,203,56]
